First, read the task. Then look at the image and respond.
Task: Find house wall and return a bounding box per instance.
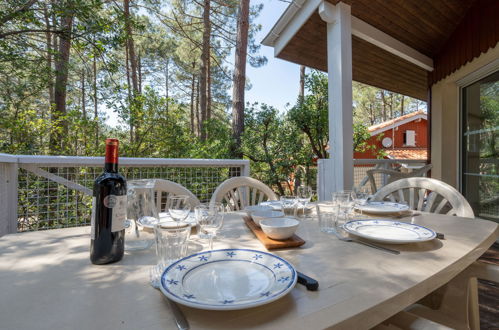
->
[354,119,428,159]
[431,42,499,188]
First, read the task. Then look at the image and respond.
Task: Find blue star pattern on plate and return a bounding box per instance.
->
[226,251,236,258]
[278,276,290,283]
[198,255,208,262]
[222,299,234,304]
[183,294,195,299]
[167,279,179,285]
[274,262,283,269]
[260,291,271,297]
[176,264,187,271]
[252,254,263,260]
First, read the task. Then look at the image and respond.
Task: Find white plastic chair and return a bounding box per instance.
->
[372,177,474,218]
[379,261,499,330]
[367,164,433,193]
[151,179,201,211]
[209,176,277,211]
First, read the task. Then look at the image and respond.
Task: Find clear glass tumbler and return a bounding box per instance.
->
[154,221,191,270]
[316,202,339,233]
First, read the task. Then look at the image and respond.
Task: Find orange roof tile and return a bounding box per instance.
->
[385,148,428,160]
[368,110,427,133]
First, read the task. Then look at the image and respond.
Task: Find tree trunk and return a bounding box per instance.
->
[93,51,98,147]
[207,56,211,122]
[81,69,86,117]
[299,65,305,98]
[165,58,169,113]
[125,42,133,143]
[400,95,405,116]
[50,8,73,154]
[124,0,138,96]
[190,70,195,135]
[138,52,142,94]
[380,91,387,121]
[196,78,200,136]
[43,4,54,111]
[199,0,211,141]
[231,0,250,157]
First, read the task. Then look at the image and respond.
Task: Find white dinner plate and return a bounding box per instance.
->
[355,201,410,215]
[343,219,436,244]
[160,248,297,310]
[137,213,197,228]
[259,201,282,210]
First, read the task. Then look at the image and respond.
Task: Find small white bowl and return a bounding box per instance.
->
[244,205,273,218]
[251,210,284,227]
[260,217,299,240]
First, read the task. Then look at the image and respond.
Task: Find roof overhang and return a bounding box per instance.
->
[262,0,477,101]
[369,113,428,136]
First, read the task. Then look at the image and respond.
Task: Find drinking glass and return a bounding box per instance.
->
[352,186,370,206]
[280,195,298,216]
[125,180,158,251]
[197,203,224,250]
[331,191,350,205]
[153,221,191,278]
[295,186,313,219]
[167,195,191,223]
[316,202,339,233]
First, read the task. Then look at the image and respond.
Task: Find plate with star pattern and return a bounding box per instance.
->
[343,219,436,244]
[160,248,297,310]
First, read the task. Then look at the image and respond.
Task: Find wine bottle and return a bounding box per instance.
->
[90,138,127,264]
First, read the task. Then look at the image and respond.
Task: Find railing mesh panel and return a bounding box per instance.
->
[17,166,242,232]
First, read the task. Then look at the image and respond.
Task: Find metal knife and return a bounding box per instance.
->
[162,295,190,330]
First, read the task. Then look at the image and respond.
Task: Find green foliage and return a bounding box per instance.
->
[241,103,306,195]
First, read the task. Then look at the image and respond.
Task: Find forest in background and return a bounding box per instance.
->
[0,0,425,193]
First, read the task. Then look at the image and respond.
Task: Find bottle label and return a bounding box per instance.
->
[91,197,96,240]
[111,195,127,232]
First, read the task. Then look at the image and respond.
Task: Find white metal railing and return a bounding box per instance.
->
[0,153,250,236]
[318,158,428,201]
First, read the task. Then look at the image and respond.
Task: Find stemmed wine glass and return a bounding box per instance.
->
[296,185,313,219]
[167,195,191,224]
[197,203,224,251]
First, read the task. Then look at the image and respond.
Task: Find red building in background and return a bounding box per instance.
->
[354,110,428,165]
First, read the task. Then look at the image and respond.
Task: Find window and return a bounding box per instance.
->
[461,70,498,221]
[403,130,416,146]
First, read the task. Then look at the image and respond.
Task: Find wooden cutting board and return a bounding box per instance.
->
[243,216,305,250]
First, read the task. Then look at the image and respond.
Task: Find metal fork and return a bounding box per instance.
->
[331,229,400,255]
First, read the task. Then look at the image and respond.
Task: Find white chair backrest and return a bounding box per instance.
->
[152,179,200,211]
[210,176,277,211]
[367,164,433,193]
[372,177,474,218]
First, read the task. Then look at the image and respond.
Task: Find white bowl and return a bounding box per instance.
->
[260,217,299,240]
[251,210,284,227]
[244,205,273,218]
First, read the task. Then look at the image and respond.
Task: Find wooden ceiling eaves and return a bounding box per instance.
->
[277,12,428,100]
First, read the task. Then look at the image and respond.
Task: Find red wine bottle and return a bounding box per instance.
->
[90,138,127,264]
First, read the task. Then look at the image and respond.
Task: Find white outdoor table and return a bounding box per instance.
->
[0,213,497,330]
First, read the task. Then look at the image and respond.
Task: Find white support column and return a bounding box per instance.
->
[319,1,354,197]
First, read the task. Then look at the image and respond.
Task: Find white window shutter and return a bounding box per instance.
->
[406,130,415,146]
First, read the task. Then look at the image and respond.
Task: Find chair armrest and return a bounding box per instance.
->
[468,260,499,283]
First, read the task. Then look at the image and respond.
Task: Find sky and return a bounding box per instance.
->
[105,0,296,127]
[244,0,300,111]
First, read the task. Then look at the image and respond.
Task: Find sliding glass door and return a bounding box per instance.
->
[461,70,498,221]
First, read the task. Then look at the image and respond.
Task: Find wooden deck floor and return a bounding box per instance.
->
[478,243,499,330]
